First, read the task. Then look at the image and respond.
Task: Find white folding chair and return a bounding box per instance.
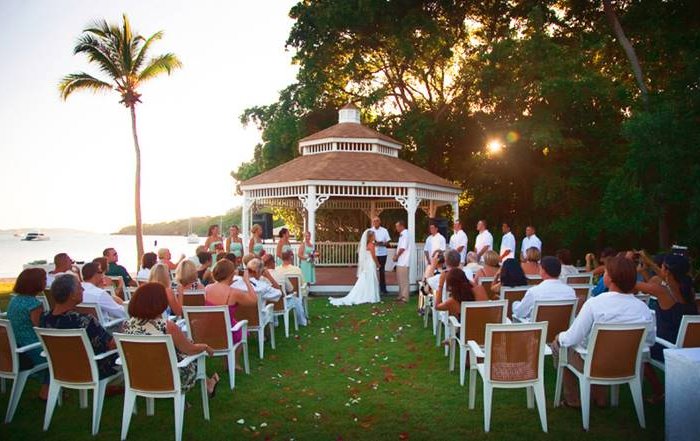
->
[499,286,529,320]
[526,275,543,286]
[233,296,275,359]
[76,302,125,329]
[469,322,549,432]
[650,315,700,370]
[268,283,299,338]
[565,273,593,285]
[569,284,593,315]
[286,274,308,320]
[114,333,210,441]
[180,290,206,307]
[0,319,48,423]
[477,276,495,296]
[35,327,122,435]
[554,323,648,431]
[183,306,249,389]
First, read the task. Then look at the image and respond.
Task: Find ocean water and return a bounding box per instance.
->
[0,232,202,278]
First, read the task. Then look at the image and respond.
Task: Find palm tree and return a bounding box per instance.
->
[59,14,181,266]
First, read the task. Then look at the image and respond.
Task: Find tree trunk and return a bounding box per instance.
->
[130,105,144,270]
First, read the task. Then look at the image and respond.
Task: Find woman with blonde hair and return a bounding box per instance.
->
[475,250,500,280]
[175,260,204,292]
[275,228,292,266]
[148,263,182,316]
[249,224,264,257]
[157,247,185,271]
[521,247,541,275]
[298,231,318,284]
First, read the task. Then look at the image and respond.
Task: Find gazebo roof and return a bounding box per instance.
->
[298,122,402,146]
[241,151,459,190]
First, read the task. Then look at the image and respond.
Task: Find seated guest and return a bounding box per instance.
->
[418,251,445,313]
[158,248,185,271]
[196,251,214,285]
[124,283,220,396]
[553,256,655,408]
[556,249,579,281]
[81,262,126,320]
[636,252,698,404]
[266,251,308,326]
[272,250,307,286]
[436,267,488,317]
[41,274,119,379]
[464,251,482,275]
[475,250,500,280]
[232,257,282,302]
[46,252,81,286]
[432,250,462,300]
[585,246,615,276]
[93,257,118,289]
[205,259,258,370]
[188,245,208,266]
[148,263,182,316]
[103,247,137,287]
[136,252,157,281]
[512,256,576,321]
[590,247,620,296]
[7,268,49,399]
[491,258,528,295]
[521,247,541,276]
[174,260,205,292]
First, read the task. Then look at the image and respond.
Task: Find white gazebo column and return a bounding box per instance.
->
[451,199,459,222]
[398,188,420,287]
[241,192,251,253]
[307,185,317,244]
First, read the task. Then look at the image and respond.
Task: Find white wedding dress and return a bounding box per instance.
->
[329,230,381,306]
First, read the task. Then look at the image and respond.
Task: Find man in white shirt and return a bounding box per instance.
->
[553,256,655,408]
[267,251,307,326]
[499,222,516,261]
[371,217,391,295]
[46,253,82,287]
[449,220,468,265]
[80,262,126,320]
[512,256,576,321]
[424,222,446,265]
[392,220,411,303]
[520,225,542,261]
[474,220,493,263]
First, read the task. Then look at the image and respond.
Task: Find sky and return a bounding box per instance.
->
[0,0,298,233]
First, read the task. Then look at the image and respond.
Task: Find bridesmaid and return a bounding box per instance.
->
[298,231,317,284]
[226,225,244,259]
[275,228,292,266]
[249,224,265,257]
[205,225,224,265]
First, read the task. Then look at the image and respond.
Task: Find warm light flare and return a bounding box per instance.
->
[486,139,504,154]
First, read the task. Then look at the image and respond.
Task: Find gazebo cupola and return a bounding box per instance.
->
[298,103,402,157]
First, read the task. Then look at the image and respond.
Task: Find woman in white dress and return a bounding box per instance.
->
[330,229,381,306]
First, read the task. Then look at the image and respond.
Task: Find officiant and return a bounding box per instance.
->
[371,217,390,295]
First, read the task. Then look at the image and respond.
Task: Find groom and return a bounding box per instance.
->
[371,217,390,295]
[392,220,410,303]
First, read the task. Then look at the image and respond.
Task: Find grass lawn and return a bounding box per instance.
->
[0,296,664,440]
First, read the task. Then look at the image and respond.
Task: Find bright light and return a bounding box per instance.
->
[486,139,504,154]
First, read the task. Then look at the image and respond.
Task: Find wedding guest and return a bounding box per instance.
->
[499,222,516,261]
[136,252,157,281]
[148,263,182,316]
[418,250,445,314]
[125,283,220,397]
[424,222,446,266]
[275,228,292,267]
[267,251,308,325]
[512,256,576,321]
[475,250,500,280]
[157,248,185,271]
[46,252,81,286]
[7,268,48,399]
[92,257,115,288]
[556,249,579,281]
[553,256,655,408]
[464,252,482,275]
[225,225,244,258]
[449,220,468,265]
[41,274,119,379]
[474,220,493,263]
[371,217,391,295]
[393,220,411,303]
[188,245,207,266]
[249,224,265,257]
[81,262,126,320]
[491,258,528,295]
[589,247,617,296]
[104,247,137,287]
[520,225,542,261]
[436,267,488,317]
[197,251,214,285]
[636,252,698,403]
[433,250,462,301]
[174,260,205,292]
[232,257,282,302]
[521,247,541,275]
[298,231,317,284]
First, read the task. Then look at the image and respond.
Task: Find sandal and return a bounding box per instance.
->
[207,373,220,399]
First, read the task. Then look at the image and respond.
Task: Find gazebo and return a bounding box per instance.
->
[239,104,461,290]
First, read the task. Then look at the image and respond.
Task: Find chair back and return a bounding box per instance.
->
[678,315,700,348]
[478,276,495,294]
[634,293,651,305]
[532,299,577,342]
[0,319,19,376]
[484,322,547,383]
[183,306,233,351]
[234,299,261,327]
[43,289,57,310]
[35,328,98,384]
[460,300,508,346]
[499,286,529,319]
[286,275,302,297]
[585,323,647,380]
[114,333,179,393]
[565,273,593,285]
[37,295,50,311]
[527,276,542,286]
[181,290,206,307]
[570,284,593,315]
[75,302,104,323]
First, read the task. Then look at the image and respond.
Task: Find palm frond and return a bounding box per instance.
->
[58,72,113,100]
[137,53,182,83]
[83,18,111,38]
[74,34,125,84]
[120,14,134,75]
[131,30,163,75]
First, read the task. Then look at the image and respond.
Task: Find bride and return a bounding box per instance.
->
[329,229,381,306]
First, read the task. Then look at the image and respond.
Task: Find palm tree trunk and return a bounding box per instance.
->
[130,105,145,270]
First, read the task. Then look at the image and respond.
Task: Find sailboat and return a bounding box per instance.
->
[186,218,199,244]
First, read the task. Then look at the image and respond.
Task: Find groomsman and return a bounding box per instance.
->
[474,220,493,263]
[520,225,542,261]
[499,222,516,261]
[449,220,468,265]
[392,220,410,303]
[424,222,446,264]
[371,217,391,295]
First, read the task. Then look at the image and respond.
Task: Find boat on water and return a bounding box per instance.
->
[187,233,199,244]
[21,231,50,241]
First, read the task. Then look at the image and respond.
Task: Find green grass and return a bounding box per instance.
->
[0,297,664,440]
